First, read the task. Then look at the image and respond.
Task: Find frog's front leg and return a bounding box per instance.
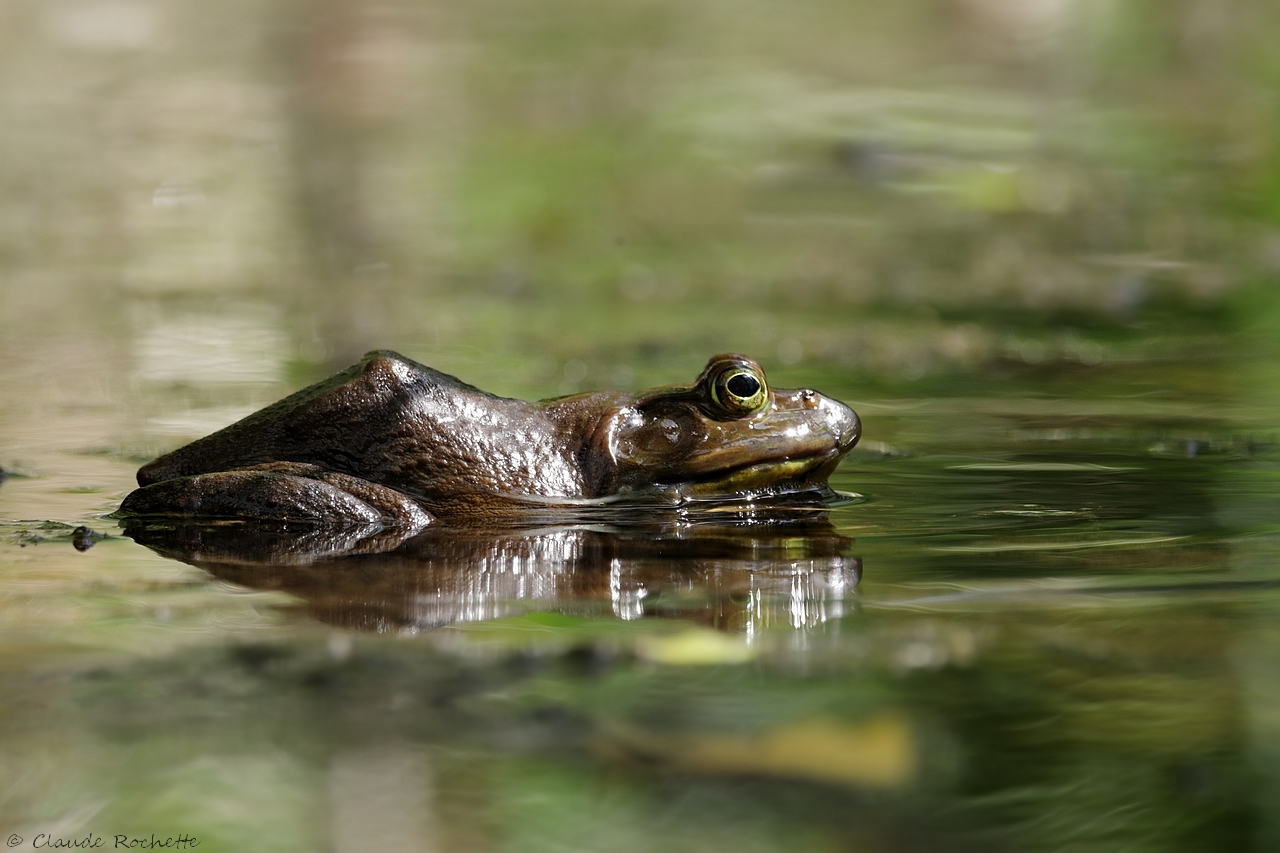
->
[119,461,432,529]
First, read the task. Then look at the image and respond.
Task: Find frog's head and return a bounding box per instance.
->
[587,354,860,501]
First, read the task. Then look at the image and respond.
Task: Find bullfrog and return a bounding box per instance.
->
[119,350,860,527]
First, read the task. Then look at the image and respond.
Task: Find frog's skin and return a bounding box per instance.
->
[120,350,860,528]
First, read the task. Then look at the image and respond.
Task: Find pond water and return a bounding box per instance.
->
[4,1,1280,851]
[6,340,1279,852]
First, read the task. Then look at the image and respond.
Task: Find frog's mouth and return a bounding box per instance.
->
[650,447,848,501]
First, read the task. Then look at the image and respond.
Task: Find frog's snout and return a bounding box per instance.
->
[805,390,859,454]
[775,388,861,456]
[830,397,861,453]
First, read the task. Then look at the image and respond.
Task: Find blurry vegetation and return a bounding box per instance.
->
[2,0,1280,396]
[0,598,1258,853]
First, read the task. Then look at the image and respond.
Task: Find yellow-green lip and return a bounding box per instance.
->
[662,450,846,499]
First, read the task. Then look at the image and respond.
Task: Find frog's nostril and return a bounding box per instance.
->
[800,389,819,409]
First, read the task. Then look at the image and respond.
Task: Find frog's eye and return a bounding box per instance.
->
[711,366,768,417]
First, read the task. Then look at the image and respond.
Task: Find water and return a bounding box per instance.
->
[5,1,1280,851]
[6,356,1278,851]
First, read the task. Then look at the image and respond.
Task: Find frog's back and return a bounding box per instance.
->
[136,351,481,486]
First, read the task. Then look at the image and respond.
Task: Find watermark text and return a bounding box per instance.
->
[6,834,198,850]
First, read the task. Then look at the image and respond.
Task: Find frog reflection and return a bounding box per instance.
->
[120,351,860,525]
[123,512,860,633]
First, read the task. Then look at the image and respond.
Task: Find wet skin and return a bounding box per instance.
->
[120,351,860,527]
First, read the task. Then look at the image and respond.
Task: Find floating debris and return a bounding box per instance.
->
[71,526,106,552]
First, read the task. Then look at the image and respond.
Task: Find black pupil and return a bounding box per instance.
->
[726,373,760,399]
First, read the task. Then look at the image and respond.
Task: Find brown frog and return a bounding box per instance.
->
[119,351,860,528]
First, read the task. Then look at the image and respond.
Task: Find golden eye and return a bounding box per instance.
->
[711,366,768,416]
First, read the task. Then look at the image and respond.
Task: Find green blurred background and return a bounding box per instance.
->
[5,2,1280,852]
[5,0,1280,406]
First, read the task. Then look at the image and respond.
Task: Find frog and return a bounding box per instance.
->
[119,350,860,528]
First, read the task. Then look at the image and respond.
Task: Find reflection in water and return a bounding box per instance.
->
[123,511,860,635]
